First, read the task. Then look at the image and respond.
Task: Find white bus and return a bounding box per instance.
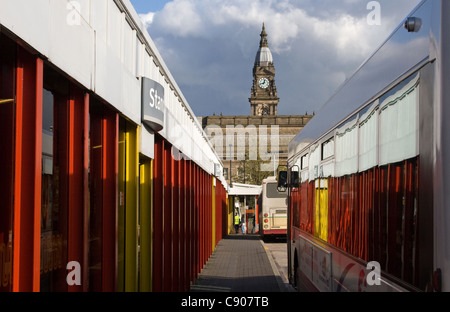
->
[257,176,287,240]
[281,0,450,292]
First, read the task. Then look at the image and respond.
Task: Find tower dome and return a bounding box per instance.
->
[255,47,273,65]
[254,23,273,65]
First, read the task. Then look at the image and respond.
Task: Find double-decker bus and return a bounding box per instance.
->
[257,176,287,240]
[280,0,450,292]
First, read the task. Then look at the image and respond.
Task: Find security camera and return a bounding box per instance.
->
[404,17,422,33]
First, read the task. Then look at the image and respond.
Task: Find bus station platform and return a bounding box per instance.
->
[190,234,291,292]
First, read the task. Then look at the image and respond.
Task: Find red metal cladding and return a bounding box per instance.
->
[67,85,86,292]
[186,160,192,289]
[153,136,164,292]
[34,58,43,292]
[163,141,172,292]
[179,158,187,291]
[172,151,179,292]
[82,94,89,291]
[149,138,228,292]
[189,160,196,282]
[102,110,118,291]
[196,165,201,277]
[7,44,228,293]
[13,49,43,292]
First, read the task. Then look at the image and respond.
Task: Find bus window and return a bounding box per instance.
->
[266,183,286,198]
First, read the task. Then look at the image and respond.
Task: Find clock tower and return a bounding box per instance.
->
[249,23,279,116]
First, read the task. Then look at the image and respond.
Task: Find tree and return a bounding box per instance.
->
[234,159,273,186]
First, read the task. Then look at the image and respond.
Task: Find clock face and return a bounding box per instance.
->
[259,78,269,89]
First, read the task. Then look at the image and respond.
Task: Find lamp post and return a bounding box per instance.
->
[229,144,232,186]
[243,153,247,184]
[266,151,277,177]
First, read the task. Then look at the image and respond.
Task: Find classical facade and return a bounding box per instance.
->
[200,24,313,186]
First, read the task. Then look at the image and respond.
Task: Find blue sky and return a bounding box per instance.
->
[129,0,168,13]
[129,0,422,117]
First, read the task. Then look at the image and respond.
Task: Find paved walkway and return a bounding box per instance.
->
[190,234,287,292]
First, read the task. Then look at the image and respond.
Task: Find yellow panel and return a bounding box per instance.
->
[319,187,328,242]
[119,123,138,292]
[314,180,328,242]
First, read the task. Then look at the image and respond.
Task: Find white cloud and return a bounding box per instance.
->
[140,0,422,116]
[139,12,154,28]
[154,0,204,37]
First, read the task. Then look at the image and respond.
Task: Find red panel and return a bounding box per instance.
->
[207,175,210,262]
[208,175,212,256]
[187,160,194,283]
[200,169,204,270]
[198,169,202,270]
[163,142,172,292]
[223,185,228,239]
[172,152,179,291]
[186,160,192,288]
[54,92,70,292]
[102,111,118,291]
[82,93,89,292]
[13,50,43,292]
[88,103,104,291]
[204,172,207,266]
[186,160,191,286]
[153,136,164,292]
[179,158,186,291]
[205,174,209,262]
[12,52,23,292]
[192,162,197,280]
[33,58,43,292]
[194,165,199,277]
[67,86,85,292]
[215,182,224,245]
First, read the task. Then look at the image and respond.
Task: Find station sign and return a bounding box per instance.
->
[142,77,165,132]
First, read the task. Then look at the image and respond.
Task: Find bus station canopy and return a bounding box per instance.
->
[229,183,262,196]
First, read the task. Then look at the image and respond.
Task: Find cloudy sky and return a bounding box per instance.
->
[130,0,422,117]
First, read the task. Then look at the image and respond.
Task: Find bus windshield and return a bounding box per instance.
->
[266,183,286,198]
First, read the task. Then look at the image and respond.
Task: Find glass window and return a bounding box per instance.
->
[301,154,308,170]
[335,116,358,177]
[359,102,379,172]
[88,104,104,291]
[0,34,15,292]
[40,87,68,292]
[322,138,334,160]
[379,74,419,166]
[266,183,286,198]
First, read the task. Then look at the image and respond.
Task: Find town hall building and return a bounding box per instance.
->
[199,24,313,186]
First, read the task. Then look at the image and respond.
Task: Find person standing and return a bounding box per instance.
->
[234,214,241,234]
